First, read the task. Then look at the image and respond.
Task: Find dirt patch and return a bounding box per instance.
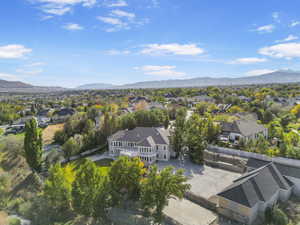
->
[0,211,8,225]
[42,123,64,145]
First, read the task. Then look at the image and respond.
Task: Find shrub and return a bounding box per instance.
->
[8,217,21,225]
[273,207,289,225]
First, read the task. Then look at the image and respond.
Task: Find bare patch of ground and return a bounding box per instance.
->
[42,123,64,145]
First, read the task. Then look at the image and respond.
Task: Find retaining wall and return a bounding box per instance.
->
[185,191,217,212]
[207,145,300,168]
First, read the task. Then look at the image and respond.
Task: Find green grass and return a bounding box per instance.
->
[99,167,110,176]
[95,158,114,167]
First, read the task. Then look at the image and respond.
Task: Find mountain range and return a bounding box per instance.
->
[76,70,300,90]
[1,70,300,92]
[0,79,65,93]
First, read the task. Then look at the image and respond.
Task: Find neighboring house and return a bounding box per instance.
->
[220,120,268,142]
[238,96,252,102]
[37,108,53,117]
[52,108,75,122]
[218,158,300,224]
[217,162,294,225]
[192,95,215,103]
[147,102,165,110]
[108,127,173,165]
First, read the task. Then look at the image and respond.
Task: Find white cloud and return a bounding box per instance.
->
[272,12,280,23]
[151,0,159,7]
[105,49,131,55]
[97,16,124,25]
[0,73,19,81]
[290,21,300,27]
[97,9,146,32]
[16,68,44,75]
[259,42,300,59]
[97,16,128,31]
[41,5,71,15]
[63,23,84,30]
[141,43,204,56]
[30,0,96,16]
[104,0,127,7]
[111,9,135,20]
[136,65,176,71]
[25,62,46,67]
[135,65,186,77]
[254,24,275,33]
[0,45,32,59]
[230,57,267,64]
[246,69,276,76]
[275,35,298,43]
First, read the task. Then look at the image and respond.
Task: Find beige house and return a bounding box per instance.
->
[108,127,172,165]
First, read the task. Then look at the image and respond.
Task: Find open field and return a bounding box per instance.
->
[42,123,64,145]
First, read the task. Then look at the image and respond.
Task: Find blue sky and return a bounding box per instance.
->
[1,0,300,87]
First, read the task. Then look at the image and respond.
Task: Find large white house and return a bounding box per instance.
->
[108,127,173,165]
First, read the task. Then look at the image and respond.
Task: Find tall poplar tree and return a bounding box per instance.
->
[24,118,43,171]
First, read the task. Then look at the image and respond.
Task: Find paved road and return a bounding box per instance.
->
[87,151,114,162]
[164,198,217,225]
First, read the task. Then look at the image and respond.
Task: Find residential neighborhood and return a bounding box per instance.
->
[2,84,300,225]
[2,0,300,224]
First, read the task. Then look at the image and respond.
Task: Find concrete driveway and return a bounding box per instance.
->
[157,159,240,199]
[164,198,217,225]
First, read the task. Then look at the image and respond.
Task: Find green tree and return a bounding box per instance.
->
[140,166,190,223]
[43,164,75,212]
[24,118,43,171]
[171,108,186,156]
[62,135,83,159]
[184,114,209,164]
[72,160,110,219]
[109,156,145,205]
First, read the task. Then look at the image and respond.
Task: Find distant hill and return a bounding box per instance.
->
[2,70,300,92]
[119,70,300,89]
[76,83,116,90]
[75,70,300,90]
[0,79,66,93]
[0,79,33,88]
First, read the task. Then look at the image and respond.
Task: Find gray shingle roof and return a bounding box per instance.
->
[247,158,300,179]
[218,163,291,208]
[222,120,266,137]
[109,127,170,145]
[138,136,156,147]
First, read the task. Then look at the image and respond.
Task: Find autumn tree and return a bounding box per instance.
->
[109,157,145,205]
